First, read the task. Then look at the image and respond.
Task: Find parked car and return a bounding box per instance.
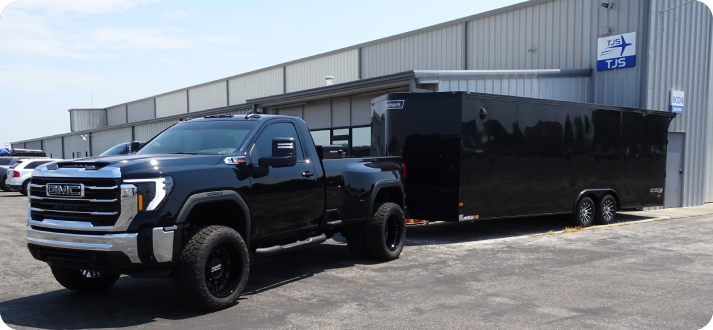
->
[5,159,61,195]
[99,141,146,156]
[26,114,405,310]
[0,150,48,191]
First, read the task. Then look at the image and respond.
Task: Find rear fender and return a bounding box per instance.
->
[367,180,405,220]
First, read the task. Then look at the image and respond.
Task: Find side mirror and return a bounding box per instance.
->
[129,141,142,154]
[258,138,297,167]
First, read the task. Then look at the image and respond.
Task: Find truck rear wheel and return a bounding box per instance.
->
[595,194,617,225]
[364,203,406,261]
[571,196,595,227]
[174,225,249,310]
[50,266,120,292]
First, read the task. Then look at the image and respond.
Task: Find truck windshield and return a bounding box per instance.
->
[137,120,257,155]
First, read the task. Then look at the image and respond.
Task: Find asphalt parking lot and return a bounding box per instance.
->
[1,190,712,330]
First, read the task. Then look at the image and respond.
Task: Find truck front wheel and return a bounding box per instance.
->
[364,203,406,261]
[50,266,120,292]
[174,225,250,310]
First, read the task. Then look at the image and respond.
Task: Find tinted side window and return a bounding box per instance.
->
[250,122,304,162]
[0,159,9,165]
[25,161,51,169]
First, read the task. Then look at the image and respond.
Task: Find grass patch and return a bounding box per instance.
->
[544,230,555,235]
[562,226,584,233]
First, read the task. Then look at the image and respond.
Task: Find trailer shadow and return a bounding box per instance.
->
[0,243,370,330]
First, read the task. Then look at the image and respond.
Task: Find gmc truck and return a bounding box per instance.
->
[26,114,406,310]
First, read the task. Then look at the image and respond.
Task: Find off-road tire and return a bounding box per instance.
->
[364,202,406,261]
[343,226,370,258]
[571,196,596,227]
[595,194,617,225]
[20,180,29,196]
[50,266,120,293]
[174,225,249,310]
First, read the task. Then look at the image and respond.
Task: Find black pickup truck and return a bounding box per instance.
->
[26,114,406,310]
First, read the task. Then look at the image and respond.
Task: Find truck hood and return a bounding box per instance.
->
[48,154,225,177]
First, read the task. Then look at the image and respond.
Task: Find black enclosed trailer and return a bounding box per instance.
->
[371,92,675,226]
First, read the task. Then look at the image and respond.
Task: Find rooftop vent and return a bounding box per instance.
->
[325,76,335,86]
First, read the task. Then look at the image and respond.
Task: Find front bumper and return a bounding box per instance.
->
[27,225,141,262]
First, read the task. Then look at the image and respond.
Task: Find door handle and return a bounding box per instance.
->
[302,171,314,178]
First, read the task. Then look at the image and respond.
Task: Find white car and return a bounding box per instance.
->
[5,159,61,195]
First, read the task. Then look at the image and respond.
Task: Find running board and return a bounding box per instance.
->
[254,234,327,256]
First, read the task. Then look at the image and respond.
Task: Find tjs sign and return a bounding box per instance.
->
[597,32,636,71]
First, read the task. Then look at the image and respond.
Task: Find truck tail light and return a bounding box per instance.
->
[11,171,19,177]
[401,163,406,183]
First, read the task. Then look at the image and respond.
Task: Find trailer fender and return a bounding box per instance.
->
[573,189,621,213]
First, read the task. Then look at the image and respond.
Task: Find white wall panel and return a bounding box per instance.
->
[189,82,227,112]
[25,140,41,150]
[70,109,107,132]
[229,68,284,105]
[91,127,133,156]
[64,135,90,159]
[156,91,188,118]
[134,120,179,141]
[107,105,127,126]
[436,76,591,103]
[286,50,359,93]
[303,100,331,130]
[362,24,465,78]
[42,137,63,159]
[127,99,155,123]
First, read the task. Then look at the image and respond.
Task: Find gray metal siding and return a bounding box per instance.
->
[91,127,133,156]
[134,120,179,141]
[351,96,372,126]
[332,97,351,127]
[25,140,41,150]
[229,68,284,105]
[70,109,107,132]
[362,24,464,79]
[286,50,359,93]
[64,135,90,159]
[11,143,24,149]
[276,106,303,118]
[107,105,127,126]
[437,76,591,103]
[303,100,331,129]
[42,137,63,159]
[127,99,156,123]
[156,91,188,118]
[645,0,712,207]
[189,82,227,112]
[466,0,647,108]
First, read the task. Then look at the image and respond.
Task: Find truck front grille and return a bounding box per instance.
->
[29,177,121,227]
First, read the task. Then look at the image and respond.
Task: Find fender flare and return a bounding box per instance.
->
[367,180,405,220]
[176,190,251,248]
[573,189,620,213]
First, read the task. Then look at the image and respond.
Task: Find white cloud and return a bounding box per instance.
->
[92,27,193,50]
[203,35,240,44]
[0,65,150,95]
[12,0,161,15]
[160,9,192,19]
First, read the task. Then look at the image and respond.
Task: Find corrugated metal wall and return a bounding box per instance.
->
[189,82,227,112]
[107,105,127,126]
[437,76,591,103]
[70,109,107,132]
[63,135,90,159]
[91,127,133,156]
[25,140,41,150]
[127,99,155,123]
[11,143,23,149]
[156,91,188,118]
[708,31,713,203]
[286,50,359,92]
[303,99,331,129]
[351,95,373,126]
[362,25,465,79]
[229,68,284,105]
[332,97,351,127]
[645,0,712,207]
[134,120,179,141]
[42,137,63,159]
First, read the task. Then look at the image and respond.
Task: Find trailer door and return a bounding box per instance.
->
[665,133,685,208]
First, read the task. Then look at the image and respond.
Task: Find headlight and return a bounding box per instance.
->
[123,177,173,212]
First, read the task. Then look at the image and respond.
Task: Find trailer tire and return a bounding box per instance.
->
[50,266,120,292]
[595,194,617,225]
[364,202,406,261]
[571,196,595,227]
[174,225,250,310]
[343,227,370,258]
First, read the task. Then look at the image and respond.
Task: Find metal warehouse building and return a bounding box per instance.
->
[12,0,713,208]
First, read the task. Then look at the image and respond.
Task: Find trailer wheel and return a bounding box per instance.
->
[343,227,370,258]
[595,195,617,225]
[364,202,406,261]
[50,266,120,292]
[174,225,250,310]
[571,196,595,227]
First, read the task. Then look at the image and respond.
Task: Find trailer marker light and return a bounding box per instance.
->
[459,214,479,221]
[459,202,463,206]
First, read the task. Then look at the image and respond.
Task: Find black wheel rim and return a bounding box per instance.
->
[579,200,593,224]
[205,242,243,298]
[383,214,402,251]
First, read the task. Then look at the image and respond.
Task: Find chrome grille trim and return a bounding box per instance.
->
[29,207,119,216]
[85,186,119,190]
[29,196,117,203]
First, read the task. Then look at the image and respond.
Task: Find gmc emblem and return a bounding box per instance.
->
[47,184,84,198]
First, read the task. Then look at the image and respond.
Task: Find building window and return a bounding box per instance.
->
[309,126,370,157]
[310,130,330,146]
[351,127,371,157]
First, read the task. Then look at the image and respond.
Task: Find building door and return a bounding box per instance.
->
[665,132,685,208]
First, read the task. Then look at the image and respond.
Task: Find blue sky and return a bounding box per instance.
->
[0,0,525,146]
